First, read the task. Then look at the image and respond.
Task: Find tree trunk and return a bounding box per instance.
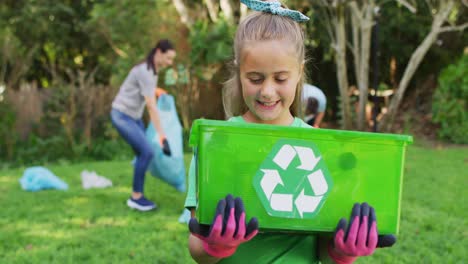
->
[172,0,193,27]
[355,1,374,131]
[204,0,219,22]
[220,0,234,24]
[334,5,353,129]
[380,0,454,131]
[350,4,360,91]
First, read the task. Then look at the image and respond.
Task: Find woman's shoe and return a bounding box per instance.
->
[127,196,157,211]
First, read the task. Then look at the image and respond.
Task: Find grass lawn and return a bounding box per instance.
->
[0,143,466,263]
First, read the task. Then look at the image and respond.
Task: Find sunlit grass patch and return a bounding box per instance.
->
[0,146,466,263]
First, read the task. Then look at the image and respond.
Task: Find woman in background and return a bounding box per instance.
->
[111,39,176,211]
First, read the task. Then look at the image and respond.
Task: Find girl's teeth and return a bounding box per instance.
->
[261,101,276,106]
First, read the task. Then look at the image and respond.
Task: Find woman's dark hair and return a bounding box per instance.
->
[146,39,174,74]
[305,97,319,116]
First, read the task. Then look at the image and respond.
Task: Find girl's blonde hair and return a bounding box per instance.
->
[223,11,306,119]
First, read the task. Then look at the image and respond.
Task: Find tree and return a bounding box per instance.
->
[348,1,376,130]
[311,0,467,131]
[313,0,386,130]
[313,0,415,130]
[169,0,241,127]
[316,0,353,129]
[380,0,468,131]
[0,27,38,90]
[171,0,242,28]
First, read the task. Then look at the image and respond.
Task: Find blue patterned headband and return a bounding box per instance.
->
[241,0,309,22]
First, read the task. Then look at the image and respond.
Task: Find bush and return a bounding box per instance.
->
[0,100,17,160]
[189,19,233,80]
[432,54,468,144]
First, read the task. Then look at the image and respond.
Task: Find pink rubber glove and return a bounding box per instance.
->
[329,203,396,264]
[189,194,259,258]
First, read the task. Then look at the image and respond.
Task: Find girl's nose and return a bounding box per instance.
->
[259,80,276,99]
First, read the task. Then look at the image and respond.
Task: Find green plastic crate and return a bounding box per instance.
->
[190,119,413,234]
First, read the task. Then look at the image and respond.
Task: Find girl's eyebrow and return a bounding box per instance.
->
[246,72,263,76]
[246,71,290,75]
[275,71,290,75]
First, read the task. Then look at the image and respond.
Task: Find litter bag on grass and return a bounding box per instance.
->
[146,94,186,192]
[20,166,68,191]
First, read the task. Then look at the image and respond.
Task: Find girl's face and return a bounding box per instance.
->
[240,39,302,125]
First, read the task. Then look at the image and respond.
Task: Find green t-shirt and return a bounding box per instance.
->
[184,116,319,263]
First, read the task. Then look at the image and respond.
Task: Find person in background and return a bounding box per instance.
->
[302,83,326,128]
[110,39,176,211]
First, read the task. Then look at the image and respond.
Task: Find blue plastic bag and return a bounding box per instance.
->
[146,94,186,192]
[19,166,68,191]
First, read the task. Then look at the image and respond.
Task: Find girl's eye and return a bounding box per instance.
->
[250,78,263,84]
[276,78,287,83]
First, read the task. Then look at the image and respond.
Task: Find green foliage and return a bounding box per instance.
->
[378,0,468,90]
[189,19,234,79]
[1,0,466,167]
[0,24,37,88]
[0,0,175,87]
[87,0,187,86]
[378,83,390,91]
[189,19,233,65]
[14,133,72,165]
[164,64,189,86]
[88,0,160,85]
[87,138,133,161]
[0,1,104,84]
[0,99,17,159]
[0,1,190,166]
[6,131,132,167]
[4,82,131,166]
[432,54,468,144]
[306,0,467,123]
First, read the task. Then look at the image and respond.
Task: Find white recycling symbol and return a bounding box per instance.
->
[255,143,330,218]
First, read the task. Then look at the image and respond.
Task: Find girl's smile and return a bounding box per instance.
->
[257,99,279,109]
